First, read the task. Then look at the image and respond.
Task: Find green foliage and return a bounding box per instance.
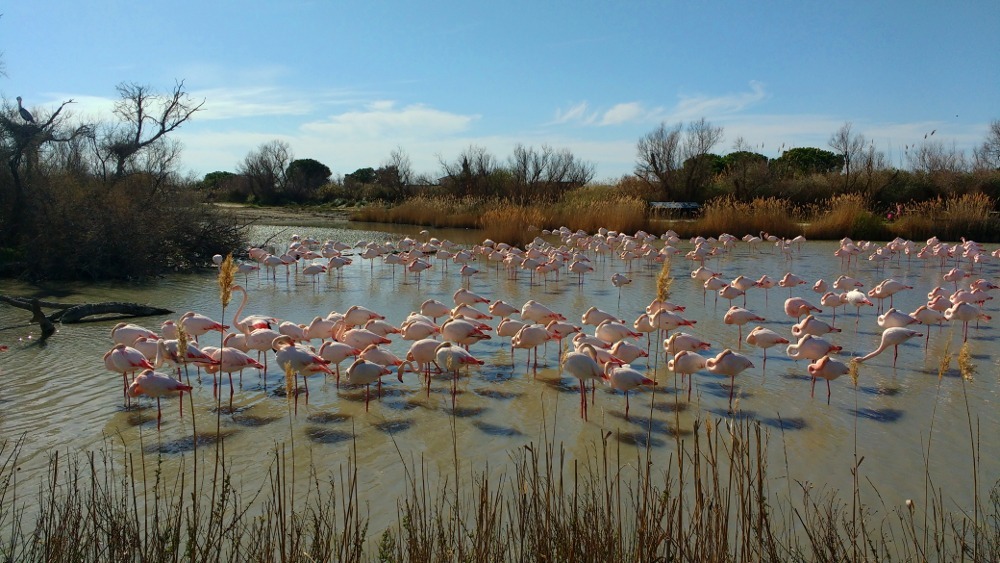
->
[773,147,844,176]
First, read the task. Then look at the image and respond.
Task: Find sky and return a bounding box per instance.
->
[3,1,998,183]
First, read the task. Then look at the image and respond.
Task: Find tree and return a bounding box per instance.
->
[374,147,414,201]
[237,140,292,204]
[635,122,682,199]
[1,96,90,242]
[285,158,331,202]
[507,144,595,203]
[92,81,204,182]
[773,147,843,177]
[908,140,967,175]
[439,146,503,198]
[721,141,769,199]
[973,119,1000,170]
[635,118,723,200]
[829,122,866,192]
[679,118,724,200]
[344,167,377,189]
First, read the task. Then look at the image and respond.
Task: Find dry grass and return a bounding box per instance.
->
[804,193,890,240]
[892,193,999,242]
[692,196,803,239]
[3,411,997,562]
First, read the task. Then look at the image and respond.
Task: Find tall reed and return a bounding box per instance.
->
[693,196,802,239]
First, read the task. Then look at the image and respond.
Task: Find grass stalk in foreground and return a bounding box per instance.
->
[1,409,997,561]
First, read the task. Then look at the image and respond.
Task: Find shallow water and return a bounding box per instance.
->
[1,224,998,536]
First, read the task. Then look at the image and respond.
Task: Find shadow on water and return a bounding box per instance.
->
[614,431,665,448]
[305,427,354,444]
[306,411,352,424]
[230,413,281,427]
[857,384,902,396]
[847,407,904,423]
[147,429,240,454]
[538,377,580,394]
[473,389,522,400]
[373,419,415,434]
[607,411,690,437]
[473,420,524,437]
[708,408,759,422]
[651,399,690,413]
[446,405,487,418]
[759,416,808,431]
[125,410,156,427]
[383,399,421,411]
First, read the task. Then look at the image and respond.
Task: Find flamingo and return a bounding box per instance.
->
[944,302,991,342]
[723,306,764,347]
[609,339,649,364]
[807,355,850,402]
[745,326,789,368]
[845,289,874,325]
[488,300,520,318]
[582,306,621,327]
[786,334,842,361]
[705,349,754,407]
[343,305,385,327]
[561,345,608,420]
[604,364,656,421]
[344,359,393,411]
[784,297,821,320]
[520,300,566,324]
[111,323,158,346]
[454,288,490,307]
[273,335,333,408]
[668,350,708,400]
[433,341,484,407]
[178,311,229,340]
[877,308,918,329]
[855,327,922,366]
[127,369,193,429]
[791,315,841,338]
[397,338,443,395]
[400,319,439,341]
[611,272,632,305]
[664,332,711,355]
[594,319,641,345]
[910,305,946,348]
[511,324,555,372]
[359,344,403,368]
[319,341,361,386]
[104,344,155,403]
[420,299,452,322]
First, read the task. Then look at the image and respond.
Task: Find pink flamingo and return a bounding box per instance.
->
[104,344,155,403]
[786,334,842,361]
[561,344,608,420]
[604,364,656,421]
[319,341,361,386]
[723,306,764,347]
[345,359,393,411]
[668,350,708,400]
[128,369,193,429]
[705,349,754,407]
[745,326,789,369]
[433,341,484,408]
[856,327,922,366]
[807,355,850,402]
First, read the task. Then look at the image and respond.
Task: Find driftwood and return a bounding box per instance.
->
[1,295,173,324]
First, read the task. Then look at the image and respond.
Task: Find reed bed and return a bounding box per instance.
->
[2,410,997,562]
[804,193,890,241]
[694,196,803,239]
[891,193,1000,242]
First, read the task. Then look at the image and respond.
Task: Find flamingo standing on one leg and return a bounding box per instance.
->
[345,359,393,411]
[603,364,656,421]
[705,349,754,408]
[807,355,850,403]
[128,369,193,429]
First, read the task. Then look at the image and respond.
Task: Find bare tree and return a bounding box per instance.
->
[93,81,204,181]
[679,118,724,199]
[973,119,1000,170]
[1,97,91,241]
[438,145,502,198]
[509,144,595,203]
[376,146,414,200]
[635,122,682,199]
[237,140,292,204]
[829,122,867,192]
[908,140,968,174]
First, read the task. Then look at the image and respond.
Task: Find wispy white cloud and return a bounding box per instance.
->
[553,81,770,128]
[552,101,592,124]
[600,102,646,125]
[300,101,478,139]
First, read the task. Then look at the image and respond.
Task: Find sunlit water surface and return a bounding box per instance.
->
[2,222,998,537]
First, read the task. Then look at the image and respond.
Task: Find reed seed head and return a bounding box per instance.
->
[218,253,237,307]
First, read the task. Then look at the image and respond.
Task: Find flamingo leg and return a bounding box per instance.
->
[827,379,832,404]
[811,376,816,397]
[156,397,162,430]
[625,391,630,421]
[365,384,370,411]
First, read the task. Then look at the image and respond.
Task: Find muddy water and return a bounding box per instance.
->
[1,224,997,538]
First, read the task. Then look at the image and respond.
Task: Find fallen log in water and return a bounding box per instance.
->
[1,295,173,324]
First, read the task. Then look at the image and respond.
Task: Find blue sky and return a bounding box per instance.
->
[3,1,998,182]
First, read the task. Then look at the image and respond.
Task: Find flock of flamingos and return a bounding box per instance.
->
[102,227,997,428]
